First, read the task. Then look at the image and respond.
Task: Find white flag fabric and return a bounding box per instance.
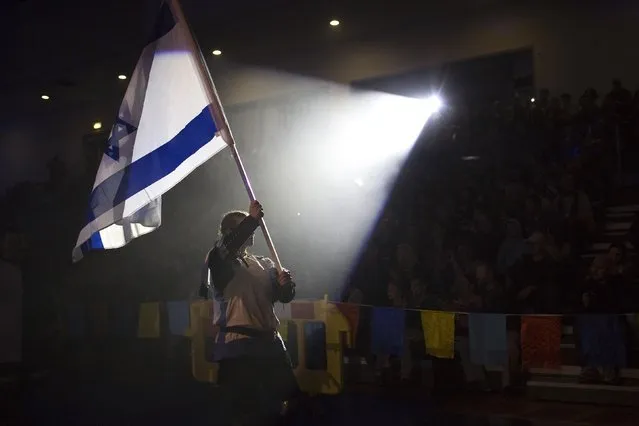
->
[73,2,226,262]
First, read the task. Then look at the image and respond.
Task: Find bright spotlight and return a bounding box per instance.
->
[41,94,50,100]
[93,121,102,130]
[530,97,535,103]
[329,19,340,27]
[118,74,127,80]
[423,95,443,115]
[212,49,222,56]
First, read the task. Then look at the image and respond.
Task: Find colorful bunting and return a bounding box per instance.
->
[371,307,405,356]
[61,296,639,391]
[521,316,561,369]
[138,302,161,338]
[421,311,455,359]
[468,314,507,366]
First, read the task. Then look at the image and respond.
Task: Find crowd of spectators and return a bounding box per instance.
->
[345,80,639,315]
[341,80,639,388]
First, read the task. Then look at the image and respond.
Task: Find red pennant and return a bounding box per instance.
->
[521,316,562,369]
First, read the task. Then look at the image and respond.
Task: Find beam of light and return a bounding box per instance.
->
[327,92,438,175]
[329,19,340,26]
[530,97,535,103]
[41,95,50,100]
[212,49,222,56]
[118,74,127,80]
[276,89,438,299]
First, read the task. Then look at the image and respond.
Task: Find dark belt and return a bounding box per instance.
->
[221,325,278,340]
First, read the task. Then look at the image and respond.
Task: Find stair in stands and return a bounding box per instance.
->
[581,203,638,260]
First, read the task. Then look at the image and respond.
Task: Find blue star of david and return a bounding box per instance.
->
[105,116,137,161]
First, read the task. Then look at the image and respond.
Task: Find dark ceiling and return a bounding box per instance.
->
[2,0,509,118]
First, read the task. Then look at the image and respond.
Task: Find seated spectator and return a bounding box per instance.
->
[344,243,388,305]
[394,243,423,281]
[471,209,501,263]
[603,79,633,121]
[577,88,600,125]
[555,172,596,250]
[607,243,635,284]
[560,93,575,120]
[544,227,576,262]
[386,275,406,308]
[409,278,442,311]
[449,248,482,312]
[345,287,364,305]
[475,262,507,312]
[522,196,544,236]
[496,219,527,275]
[581,255,622,313]
[509,232,560,313]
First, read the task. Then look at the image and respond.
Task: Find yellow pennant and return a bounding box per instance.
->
[138,302,160,338]
[421,310,455,359]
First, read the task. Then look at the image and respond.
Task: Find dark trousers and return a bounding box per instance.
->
[218,352,299,426]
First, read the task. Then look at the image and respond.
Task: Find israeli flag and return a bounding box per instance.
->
[73,1,227,262]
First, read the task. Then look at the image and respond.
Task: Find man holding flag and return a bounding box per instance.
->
[202,200,299,425]
[73,0,299,424]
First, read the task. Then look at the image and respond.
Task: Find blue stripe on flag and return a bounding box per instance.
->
[149,2,177,44]
[89,229,104,248]
[88,105,217,222]
[79,208,105,256]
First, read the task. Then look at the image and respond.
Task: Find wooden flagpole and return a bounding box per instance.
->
[167,0,283,271]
